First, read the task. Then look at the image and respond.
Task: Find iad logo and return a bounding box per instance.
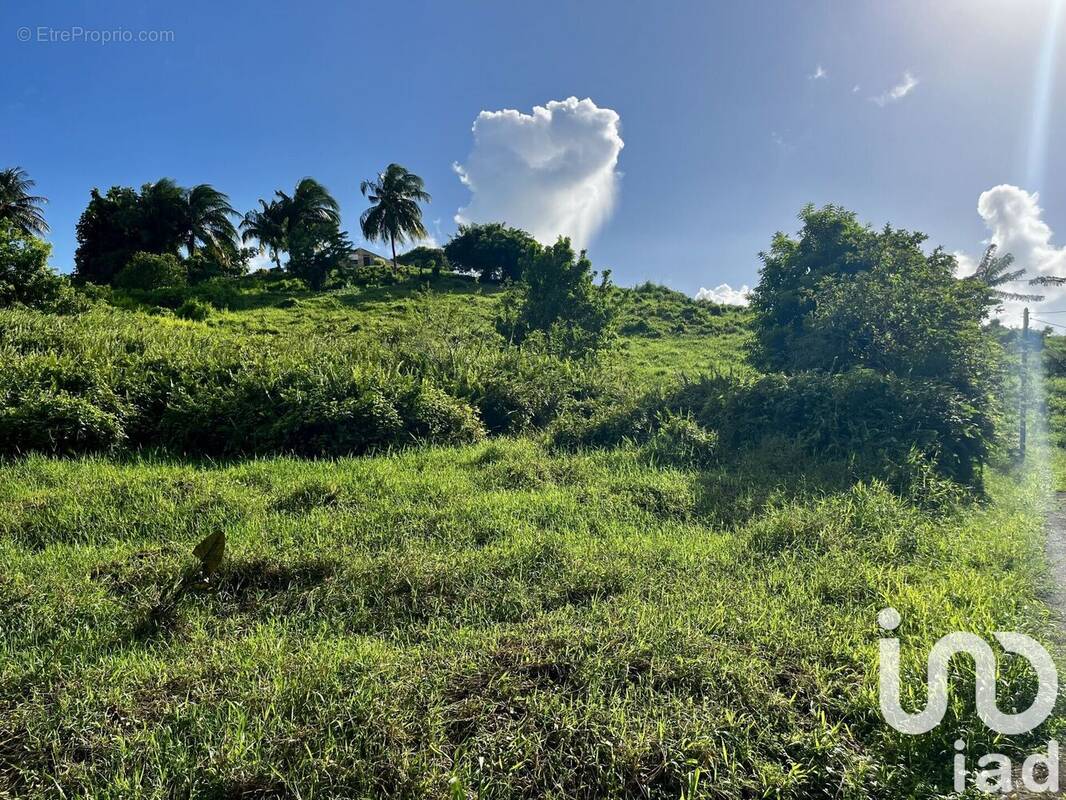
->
[877,608,1060,794]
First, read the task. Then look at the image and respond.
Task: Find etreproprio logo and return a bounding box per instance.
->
[878,607,1060,794]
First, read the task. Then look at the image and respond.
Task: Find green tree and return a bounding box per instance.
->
[497,237,615,358]
[360,164,431,271]
[240,199,287,270]
[0,220,80,311]
[73,179,236,285]
[748,204,1002,482]
[135,178,188,257]
[287,224,353,290]
[74,186,147,284]
[181,184,239,260]
[114,252,188,291]
[398,245,446,274]
[281,178,348,289]
[0,167,48,236]
[444,222,540,282]
[749,204,997,380]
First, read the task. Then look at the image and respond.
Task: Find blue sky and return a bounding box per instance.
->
[2,0,1064,302]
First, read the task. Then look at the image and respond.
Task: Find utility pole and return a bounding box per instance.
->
[1020,306,1029,461]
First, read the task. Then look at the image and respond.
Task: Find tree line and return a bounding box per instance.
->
[0,165,618,357]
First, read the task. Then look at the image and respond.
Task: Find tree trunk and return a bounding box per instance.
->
[188,236,196,258]
[391,234,398,273]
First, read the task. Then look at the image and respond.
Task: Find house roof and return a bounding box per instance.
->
[349,247,385,261]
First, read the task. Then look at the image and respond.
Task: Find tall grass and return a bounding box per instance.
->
[0,441,1057,798]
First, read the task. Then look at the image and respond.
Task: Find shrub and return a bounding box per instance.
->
[175,298,211,321]
[399,385,485,444]
[496,237,615,358]
[187,247,251,283]
[642,412,717,467]
[398,246,447,273]
[114,252,187,291]
[0,390,125,455]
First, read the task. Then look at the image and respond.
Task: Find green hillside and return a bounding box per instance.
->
[1,271,1062,799]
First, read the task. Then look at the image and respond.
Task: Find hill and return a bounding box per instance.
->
[0,273,1062,799]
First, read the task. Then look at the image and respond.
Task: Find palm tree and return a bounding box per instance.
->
[971,244,1044,303]
[240,179,340,270]
[360,164,431,270]
[183,184,238,258]
[0,166,49,236]
[240,199,287,270]
[276,178,341,230]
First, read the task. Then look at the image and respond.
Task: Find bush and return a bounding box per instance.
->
[554,368,993,486]
[642,412,717,467]
[496,237,615,358]
[0,390,125,455]
[114,252,187,291]
[187,247,251,283]
[0,300,628,459]
[175,298,211,321]
[398,246,447,273]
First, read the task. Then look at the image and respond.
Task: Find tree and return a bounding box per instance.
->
[278,178,348,289]
[74,186,146,284]
[444,222,540,282]
[749,204,998,380]
[496,237,615,358]
[0,220,80,311]
[287,224,352,289]
[181,184,239,260]
[0,167,48,236]
[747,204,1002,483]
[240,179,349,288]
[73,179,235,285]
[398,245,446,274]
[240,199,287,270]
[970,244,1043,305]
[360,164,431,271]
[136,178,188,256]
[277,177,342,233]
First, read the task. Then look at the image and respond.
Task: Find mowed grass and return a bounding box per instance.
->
[0,440,1057,798]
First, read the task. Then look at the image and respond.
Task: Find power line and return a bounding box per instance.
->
[1031,317,1066,330]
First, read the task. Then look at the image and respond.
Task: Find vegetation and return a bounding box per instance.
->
[1,167,1063,798]
[970,243,1044,304]
[0,166,49,236]
[497,237,616,358]
[113,251,188,291]
[359,163,432,271]
[444,222,541,282]
[748,204,1003,482]
[0,220,81,313]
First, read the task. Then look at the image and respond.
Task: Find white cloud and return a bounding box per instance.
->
[952,250,978,278]
[453,96,624,250]
[871,71,919,106]
[809,64,827,80]
[247,250,278,272]
[963,184,1066,324]
[695,283,752,306]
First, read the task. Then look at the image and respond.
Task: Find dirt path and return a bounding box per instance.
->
[1009,492,1066,799]
[1045,493,1066,634]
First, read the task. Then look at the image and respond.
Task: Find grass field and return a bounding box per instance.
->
[1,275,1063,799]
